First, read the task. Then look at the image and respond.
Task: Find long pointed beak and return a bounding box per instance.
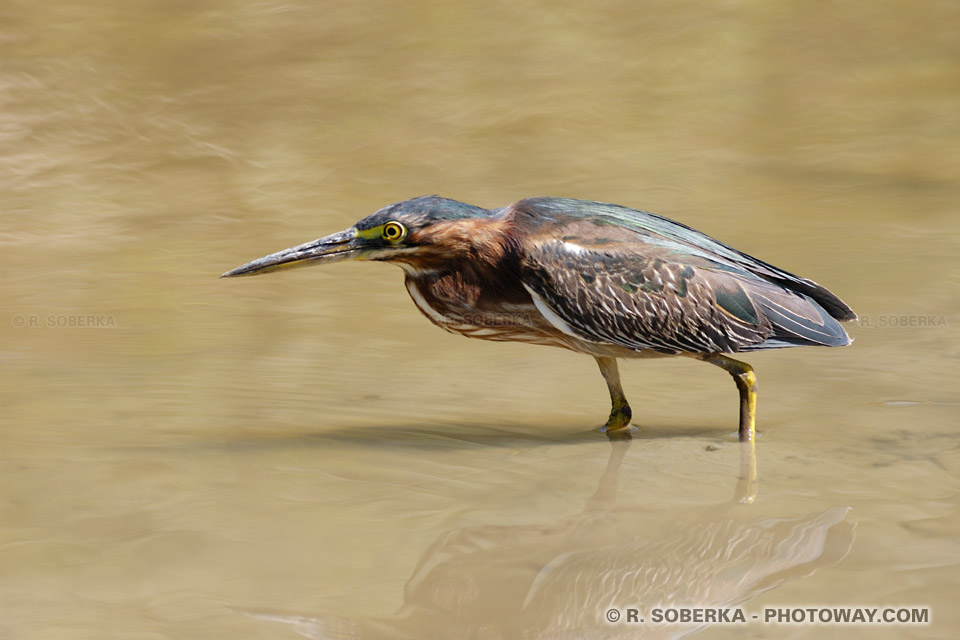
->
[221,228,359,277]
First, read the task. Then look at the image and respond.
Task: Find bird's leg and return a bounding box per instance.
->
[595,356,632,431]
[700,353,757,442]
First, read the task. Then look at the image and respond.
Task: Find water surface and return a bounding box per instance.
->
[2,1,958,638]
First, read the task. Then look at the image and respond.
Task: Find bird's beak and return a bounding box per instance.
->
[221,228,361,278]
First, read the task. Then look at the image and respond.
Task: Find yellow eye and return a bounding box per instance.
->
[382,221,407,242]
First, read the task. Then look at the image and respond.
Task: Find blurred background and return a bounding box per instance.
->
[1,1,958,638]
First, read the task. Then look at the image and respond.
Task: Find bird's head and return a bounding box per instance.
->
[221,196,495,278]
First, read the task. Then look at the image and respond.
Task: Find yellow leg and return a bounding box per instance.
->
[701,353,757,442]
[595,356,632,431]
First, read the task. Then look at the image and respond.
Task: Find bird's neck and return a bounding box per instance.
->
[398,217,516,276]
[396,217,530,312]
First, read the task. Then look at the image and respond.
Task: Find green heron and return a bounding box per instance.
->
[223,196,856,441]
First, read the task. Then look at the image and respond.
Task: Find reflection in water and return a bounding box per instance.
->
[241,440,854,639]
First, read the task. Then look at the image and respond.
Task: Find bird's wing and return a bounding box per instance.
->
[512,198,857,322]
[519,234,850,354]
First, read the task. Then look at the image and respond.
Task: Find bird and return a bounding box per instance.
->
[222,196,856,441]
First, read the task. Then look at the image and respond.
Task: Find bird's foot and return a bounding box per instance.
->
[599,423,638,433]
[601,424,637,442]
[600,404,633,433]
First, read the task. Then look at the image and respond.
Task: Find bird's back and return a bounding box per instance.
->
[504,198,856,355]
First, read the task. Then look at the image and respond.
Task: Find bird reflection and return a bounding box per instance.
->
[241,438,853,639]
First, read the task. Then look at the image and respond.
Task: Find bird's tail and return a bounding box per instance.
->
[740,283,852,351]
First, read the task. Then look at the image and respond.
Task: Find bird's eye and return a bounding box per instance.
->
[382,221,407,242]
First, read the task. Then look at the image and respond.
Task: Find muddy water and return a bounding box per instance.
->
[2,1,958,638]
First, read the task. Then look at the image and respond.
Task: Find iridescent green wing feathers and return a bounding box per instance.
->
[512,199,853,354]
[513,198,856,322]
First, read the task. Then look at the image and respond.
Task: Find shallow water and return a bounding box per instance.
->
[2,1,959,638]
